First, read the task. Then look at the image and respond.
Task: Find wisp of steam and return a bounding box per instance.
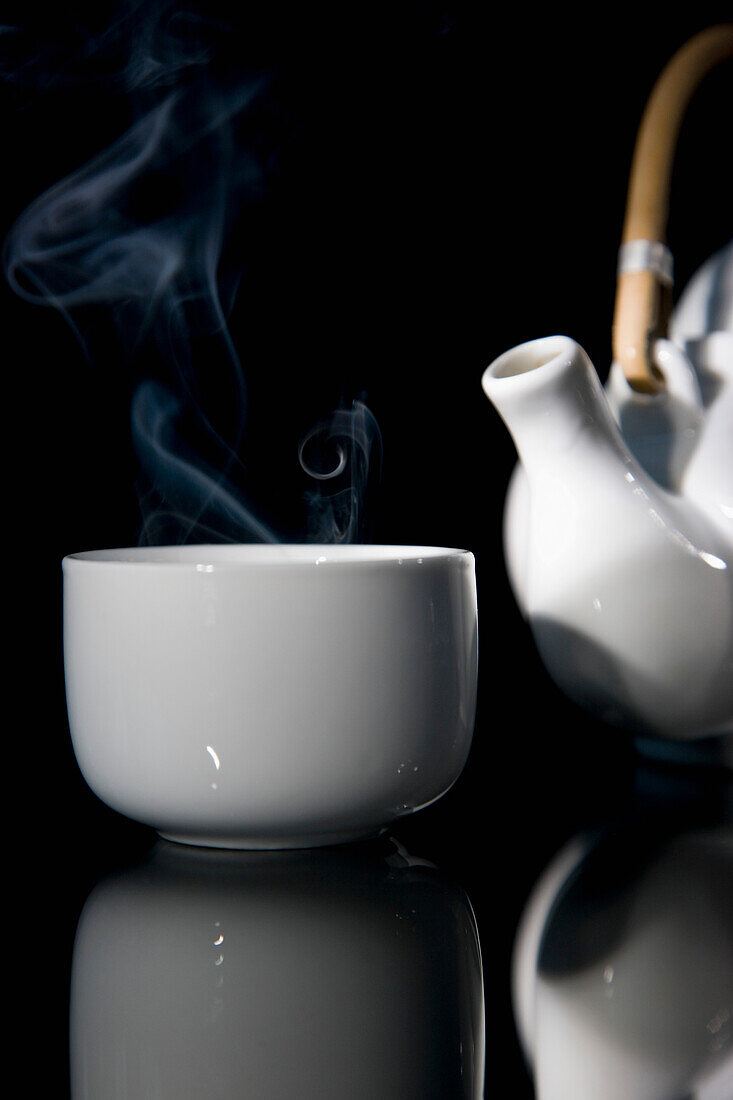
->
[298,399,382,543]
[1,1,381,545]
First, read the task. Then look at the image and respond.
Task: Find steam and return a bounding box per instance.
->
[0,3,218,95]
[299,399,382,543]
[132,379,274,545]
[2,2,381,545]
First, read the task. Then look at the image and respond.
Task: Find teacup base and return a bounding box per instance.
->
[158,825,389,850]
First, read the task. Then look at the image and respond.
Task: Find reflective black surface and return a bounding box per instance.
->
[13,696,732,1097]
[4,6,732,1097]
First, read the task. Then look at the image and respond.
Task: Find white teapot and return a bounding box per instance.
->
[482,29,733,755]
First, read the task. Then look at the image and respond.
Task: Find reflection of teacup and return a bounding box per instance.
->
[70,839,485,1097]
[63,545,478,847]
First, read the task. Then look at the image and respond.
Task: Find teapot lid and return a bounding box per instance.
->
[671,240,732,342]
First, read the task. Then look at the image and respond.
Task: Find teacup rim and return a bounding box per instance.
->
[62,543,473,569]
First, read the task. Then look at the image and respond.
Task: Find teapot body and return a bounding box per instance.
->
[483,260,733,748]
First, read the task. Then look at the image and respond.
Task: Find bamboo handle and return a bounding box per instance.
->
[612,25,733,393]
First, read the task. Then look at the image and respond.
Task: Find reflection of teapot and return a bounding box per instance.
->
[512,801,733,1100]
[70,839,484,1098]
[482,29,733,752]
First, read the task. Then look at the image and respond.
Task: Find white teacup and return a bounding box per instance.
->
[63,544,478,848]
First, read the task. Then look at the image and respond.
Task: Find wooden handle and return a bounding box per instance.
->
[612,25,733,393]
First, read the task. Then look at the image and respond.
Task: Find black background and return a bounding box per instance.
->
[3,3,732,1095]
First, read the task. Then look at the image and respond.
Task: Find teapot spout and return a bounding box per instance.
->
[481,336,625,470]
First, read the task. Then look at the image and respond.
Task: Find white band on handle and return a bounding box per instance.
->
[617,239,674,285]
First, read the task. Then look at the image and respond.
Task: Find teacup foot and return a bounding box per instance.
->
[158,825,389,850]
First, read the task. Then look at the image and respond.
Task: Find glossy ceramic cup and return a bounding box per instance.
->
[63,545,478,848]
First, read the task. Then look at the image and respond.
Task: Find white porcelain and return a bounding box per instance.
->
[670,240,733,339]
[62,544,478,848]
[607,241,733,539]
[512,824,733,1100]
[481,248,733,746]
[70,839,485,1098]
